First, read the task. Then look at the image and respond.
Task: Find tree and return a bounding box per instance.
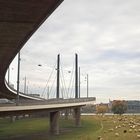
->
[111,100,127,115]
[96,104,108,115]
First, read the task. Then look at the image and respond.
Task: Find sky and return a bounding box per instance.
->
[7,0,140,103]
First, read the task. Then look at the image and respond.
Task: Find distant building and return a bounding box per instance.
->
[109,100,140,113]
[126,100,140,113]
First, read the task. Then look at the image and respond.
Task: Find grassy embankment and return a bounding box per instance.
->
[0,115,140,140]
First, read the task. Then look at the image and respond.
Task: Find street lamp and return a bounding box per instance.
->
[79,67,80,98]
[7,67,10,85]
[83,73,89,98]
[24,76,26,94]
[16,51,21,106]
[86,74,89,98]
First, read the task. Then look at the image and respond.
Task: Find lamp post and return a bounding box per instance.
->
[79,67,80,98]
[7,67,10,85]
[24,76,26,94]
[16,52,21,106]
[86,74,89,98]
[47,86,50,99]
[84,74,89,98]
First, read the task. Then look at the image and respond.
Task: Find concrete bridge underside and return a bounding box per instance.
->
[0,0,63,99]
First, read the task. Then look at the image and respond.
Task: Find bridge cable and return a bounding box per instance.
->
[67,61,74,98]
[48,72,57,99]
[60,66,68,98]
[41,63,56,98]
[70,72,75,98]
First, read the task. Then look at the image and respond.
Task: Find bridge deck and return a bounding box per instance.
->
[0,100,94,116]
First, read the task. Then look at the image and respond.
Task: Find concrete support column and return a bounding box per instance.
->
[50,111,60,135]
[11,116,16,122]
[74,107,81,127]
[65,109,69,120]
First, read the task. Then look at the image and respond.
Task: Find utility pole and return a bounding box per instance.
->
[56,54,60,99]
[26,86,28,94]
[47,86,49,99]
[87,74,89,98]
[16,52,20,106]
[79,67,80,98]
[75,53,78,98]
[24,76,26,94]
[8,67,10,85]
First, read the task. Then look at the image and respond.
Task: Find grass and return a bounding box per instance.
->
[0,115,140,140]
[0,117,49,139]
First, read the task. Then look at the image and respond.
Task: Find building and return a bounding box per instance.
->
[126,100,140,113]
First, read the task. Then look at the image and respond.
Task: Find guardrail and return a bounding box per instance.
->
[0,97,96,106]
[13,97,96,106]
[5,80,44,100]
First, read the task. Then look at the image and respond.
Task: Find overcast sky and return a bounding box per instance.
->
[8,0,140,103]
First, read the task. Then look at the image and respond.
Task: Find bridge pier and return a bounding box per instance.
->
[74,107,81,127]
[11,116,16,122]
[65,109,69,120]
[49,111,60,135]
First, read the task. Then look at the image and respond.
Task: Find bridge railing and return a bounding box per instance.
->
[11,97,96,106]
[5,80,44,100]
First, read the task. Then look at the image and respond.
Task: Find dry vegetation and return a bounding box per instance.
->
[0,115,140,140]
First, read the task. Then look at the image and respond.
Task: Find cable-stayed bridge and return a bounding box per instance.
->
[0,0,95,134]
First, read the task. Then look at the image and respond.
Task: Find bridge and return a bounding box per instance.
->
[0,0,95,135]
